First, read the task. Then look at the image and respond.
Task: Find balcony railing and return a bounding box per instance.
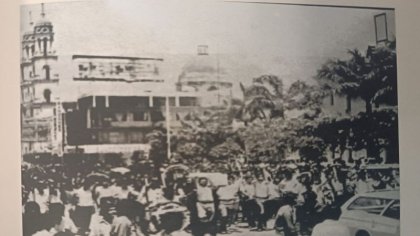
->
[109,121,154,128]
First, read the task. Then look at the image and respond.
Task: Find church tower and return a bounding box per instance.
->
[21,3,62,156]
[33,3,55,58]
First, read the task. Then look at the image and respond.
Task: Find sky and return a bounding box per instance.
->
[20,0,395,97]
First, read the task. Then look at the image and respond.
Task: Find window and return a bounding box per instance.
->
[383,200,400,220]
[208,85,218,91]
[347,197,392,215]
[128,132,144,143]
[43,65,50,80]
[43,89,51,103]
[43,38,48,56]
[114,112,127,122]
[24,46,29,58]
[179,97,198,106]
[109,132,125,144]
[37,38,41,52]
[133,111,148,121]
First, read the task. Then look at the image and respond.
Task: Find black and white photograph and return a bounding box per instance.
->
[20,1,399,236]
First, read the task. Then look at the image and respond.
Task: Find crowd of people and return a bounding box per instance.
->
[21,154,400,236]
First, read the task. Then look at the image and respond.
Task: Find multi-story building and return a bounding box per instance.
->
[20,6,63,156]
[20,4,203,161]
[62,55,201,158]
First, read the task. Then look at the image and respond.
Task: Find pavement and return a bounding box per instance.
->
[169,219,311,236]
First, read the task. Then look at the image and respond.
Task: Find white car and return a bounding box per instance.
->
[339,190,400,236]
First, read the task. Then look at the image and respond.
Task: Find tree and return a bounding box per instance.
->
[173,110,243,162]
[318,42,397,115]
[368,40,398,108]
[315,41,397,162]
[284,80,323,119]
[238,75,284,124]
[316,51,364,114]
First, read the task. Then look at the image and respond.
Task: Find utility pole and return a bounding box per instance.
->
[165,96,171,160]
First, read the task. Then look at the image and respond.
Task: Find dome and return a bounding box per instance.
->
[183,55,227,74]
[179,53,231,86]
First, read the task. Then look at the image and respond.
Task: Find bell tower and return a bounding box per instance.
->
[21,12,35,62]
[21,11,36,81]
[33,3,55,57]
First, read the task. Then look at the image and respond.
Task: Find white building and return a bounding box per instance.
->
[177,45,233,107]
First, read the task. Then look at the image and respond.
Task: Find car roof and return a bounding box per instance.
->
[364,164,399,170]
[356,190,400,200]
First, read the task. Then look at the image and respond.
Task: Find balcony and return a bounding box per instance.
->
[109,120,153,128]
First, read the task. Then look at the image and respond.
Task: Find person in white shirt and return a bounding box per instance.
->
[28,182,50,214]
[264,176,283,221]
[275,193,297,236]
[239,176,255,200]
[217,175,239,233]
[279,170,299,194]
[112,177,134,200]
[110,200,134,236]
[94,179,115,205]
[196,177,216,220]
[89,199,113,236]
[268,177,282,200]
[354,171,372,194]
[239,175,258,229]
[72,180,96,235]
[146,179,166,207]
[48,181,63,204]
[48,203,78,235]
[254,174,270,231]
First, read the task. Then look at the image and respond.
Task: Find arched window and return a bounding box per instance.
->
[37,38,41,52]
[31,45,35,56]
[43,38,48,56]
[43,89,51,103]
[43,65,50,80]
[24,46,29,58]
[207,85,218,91]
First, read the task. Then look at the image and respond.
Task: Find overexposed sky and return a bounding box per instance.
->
[21,0,395,91]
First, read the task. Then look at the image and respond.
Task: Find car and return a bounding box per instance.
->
[339,190,400,236]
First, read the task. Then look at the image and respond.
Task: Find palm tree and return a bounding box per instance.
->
[317,54,362,114]
[316,42,397,162]
[368,40,398,108]
[238,75,284,124]
[345,43,396,114]
[285,80,323,116]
